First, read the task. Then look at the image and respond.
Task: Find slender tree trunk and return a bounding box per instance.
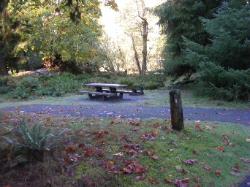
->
[141,18,148,76]
[0,61,8,75]
[131,35,142,75]
[0,0,9,76]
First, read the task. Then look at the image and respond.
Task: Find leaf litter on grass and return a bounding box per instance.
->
[1,115,250,186]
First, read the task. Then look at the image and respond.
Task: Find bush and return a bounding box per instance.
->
[11,77,40,99]
[0,77,11,94]
[2,121,63,163]
[197,62,250,101]
[35,73,80,97]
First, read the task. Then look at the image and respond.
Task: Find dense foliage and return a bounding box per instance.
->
[0,0,106,74]
[156,0,250,100]
[155,0,223,75]
[185,2,250,100]
[0,72,165,99]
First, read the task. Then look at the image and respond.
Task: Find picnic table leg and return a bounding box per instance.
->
[88,93,94,99]
[95,86,103,92]
[119,93,123,99]
[110,87,119,99]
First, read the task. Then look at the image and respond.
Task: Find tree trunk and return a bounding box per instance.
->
[0,61,8,75]
[0,0,9,76]
[169,89,184,131]
[131,35,142,75]
[141,18,148,76]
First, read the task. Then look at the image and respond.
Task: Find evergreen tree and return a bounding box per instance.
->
[185,1,250,100]
[155,0,223,75]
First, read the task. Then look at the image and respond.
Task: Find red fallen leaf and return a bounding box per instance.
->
[183,159,198,165]
[3,185,12,187]
[216,146,225,152]
[195,121,203,131]
[105,160,120,174]
[124,144,142,156]
[84,147,96,157]
[64,145,77,154]
[78,144,85,149]
[240,157,250,163]
[122,161,146,174]
[95,148,105,157]
[122,165,134,174]
[215,169,222,176]
[134,162,146,174]
[173,178,189,187]
[141,130,158,141]
[93,130,109,139]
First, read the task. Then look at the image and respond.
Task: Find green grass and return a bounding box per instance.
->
[1,116,249,186]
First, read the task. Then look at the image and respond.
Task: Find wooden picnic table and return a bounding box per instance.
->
[80,83,128,100]
[79,82,144,100]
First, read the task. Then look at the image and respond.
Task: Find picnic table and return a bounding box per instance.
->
[79,82,144,100]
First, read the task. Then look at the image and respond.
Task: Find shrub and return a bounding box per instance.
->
[0,77,12,94]
[11,77,40,99]
[2,121,63,163]
[197,62,250,101]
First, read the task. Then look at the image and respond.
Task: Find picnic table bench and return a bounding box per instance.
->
[79,83,144,100]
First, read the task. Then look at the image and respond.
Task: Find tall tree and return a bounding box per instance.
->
[155,0,223,75]
[184,1,250,100]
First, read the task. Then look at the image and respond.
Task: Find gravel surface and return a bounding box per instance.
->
[1,104,250,125]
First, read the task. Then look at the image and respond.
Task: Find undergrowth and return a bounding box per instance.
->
[0,72,165,99]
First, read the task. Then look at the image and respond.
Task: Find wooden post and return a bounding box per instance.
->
[169,89,184,131]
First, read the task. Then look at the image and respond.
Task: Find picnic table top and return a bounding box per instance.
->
[85,83,128,88]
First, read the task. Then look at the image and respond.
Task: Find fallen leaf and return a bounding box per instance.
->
[216,146,225,152]
[215,169,222,177]
[195,121,203,131]
[183,159,198,165]
[124,144,142,156]
[113,152,124,157]
[141,131,158,141]
[240,157,250,163]
[83,147,96,157]
[93,130,108,139]
[145,150,159,160]
[230,171,241,176]
[135,174,146,181]
[3,185,12,187]
[173,178,189,187]
[129,120,141,126]
[148,177,159,185]
[64,145,77,154]
[175,165,188,174]
[222,135,231,146]
[203,164,212,172]
[122,161,146,175]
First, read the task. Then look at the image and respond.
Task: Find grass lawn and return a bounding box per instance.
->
[1,114,250,187]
